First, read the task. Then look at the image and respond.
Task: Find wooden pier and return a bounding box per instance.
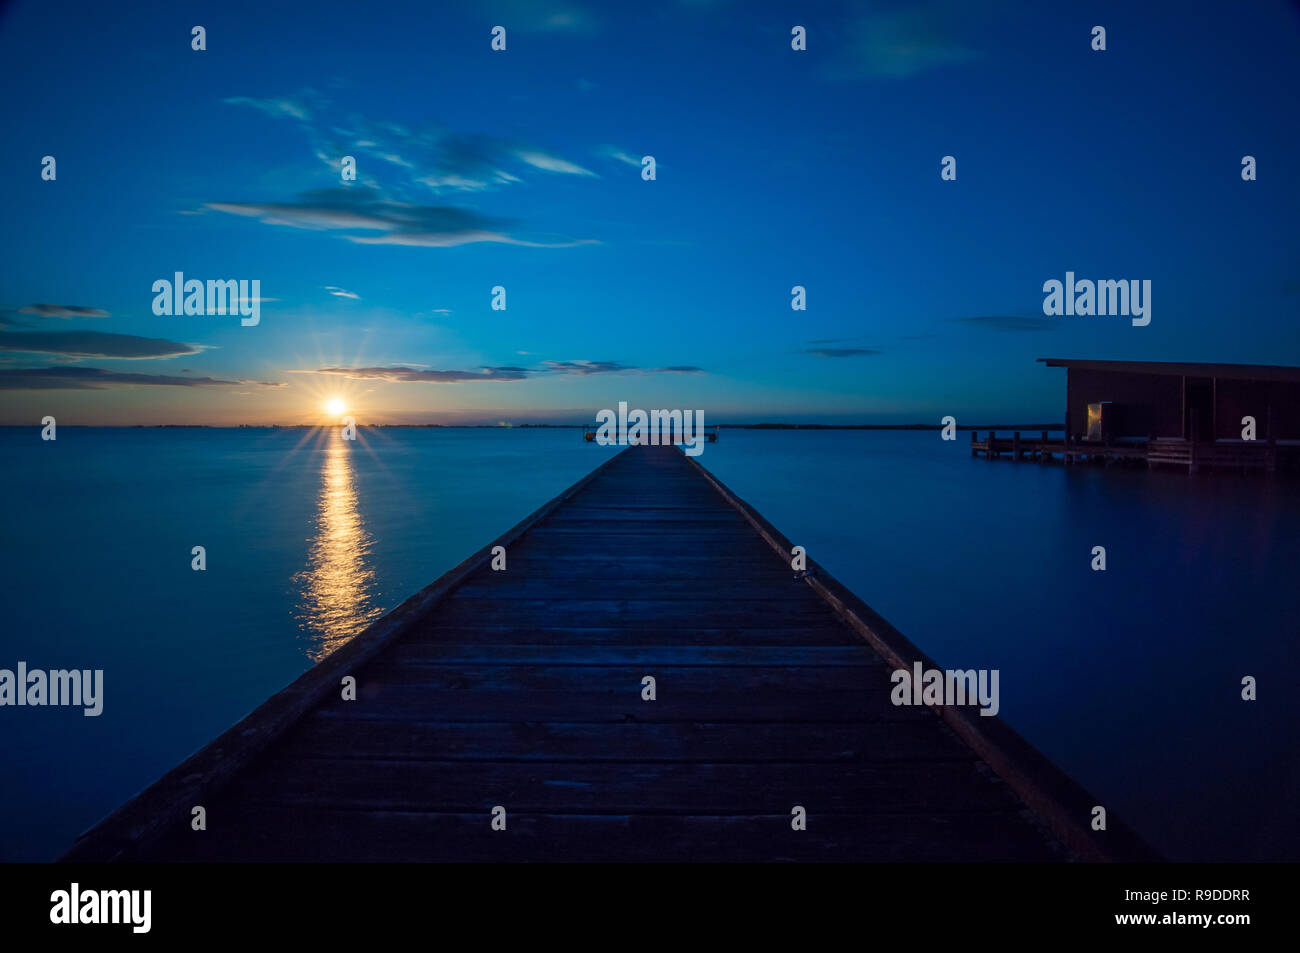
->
[971,429,1283,473]
[63,445,1155,863]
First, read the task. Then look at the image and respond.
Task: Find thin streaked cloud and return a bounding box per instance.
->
[206,187,597,248]
[15,304,111,319]
[542,360,631,375]
[0,330,201,359]
[801,347,881,358]
[516,149,596,176]
[302,359,705,383]
[224,92,599,197]
[312,365,529,383]
[542,360,706,375]
[221,95,311,121]
[0,366,282,390]
[598,145,641,167]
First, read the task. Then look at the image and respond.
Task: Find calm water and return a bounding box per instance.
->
[1,427,1296,861]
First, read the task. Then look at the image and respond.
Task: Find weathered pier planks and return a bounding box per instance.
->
[63,445,1156,863]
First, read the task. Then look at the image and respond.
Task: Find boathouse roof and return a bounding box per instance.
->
[1038,358,1300,383]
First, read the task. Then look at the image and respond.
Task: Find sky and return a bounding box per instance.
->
[1,0,1298,425]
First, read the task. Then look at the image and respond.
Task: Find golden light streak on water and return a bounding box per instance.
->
[294,429,382,660]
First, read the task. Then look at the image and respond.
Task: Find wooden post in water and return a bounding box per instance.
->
[970,429,978,457]
[1063,413,1072,466]
[1013,431,1021,460]
[1189,409,1200,474]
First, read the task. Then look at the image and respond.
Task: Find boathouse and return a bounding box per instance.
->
[971,359,1300,471]
[1039,358,1300,442]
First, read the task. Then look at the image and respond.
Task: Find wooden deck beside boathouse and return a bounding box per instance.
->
[62,445,1155,863]
[969,429,1287,472]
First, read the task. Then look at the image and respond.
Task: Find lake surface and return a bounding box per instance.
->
[1,427,1296,861]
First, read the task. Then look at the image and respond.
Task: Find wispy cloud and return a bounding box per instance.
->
[349,230,596,249]
[542,360,631,375]
[414,132,525,192]
[224,92,599,198]
[312,365,530,383]
[222,96,311,121]
[418,170,519,192]
[598,145,642,167]
[542,360,705,375]
[325,286,360,299]
[832,0,983,80]
[516,149,596,176]
[15,304,111,319]
[304,360,705,383]
[802,347,881,358]
[0,366,281,390]
[207,187,597,248]
[951,315,1055,333]
[0,330,201,359]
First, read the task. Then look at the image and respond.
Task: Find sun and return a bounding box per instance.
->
[325,398,346,416]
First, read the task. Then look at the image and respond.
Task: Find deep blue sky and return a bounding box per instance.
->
[2,0,1298,424]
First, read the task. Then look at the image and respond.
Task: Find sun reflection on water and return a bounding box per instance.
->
[294,429,382,660]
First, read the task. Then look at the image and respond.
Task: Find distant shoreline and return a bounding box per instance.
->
[0,422,1064,431]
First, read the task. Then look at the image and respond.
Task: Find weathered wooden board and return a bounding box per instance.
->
[223,759,1025,814]
[409,624,864,646]
[279,716,973,763]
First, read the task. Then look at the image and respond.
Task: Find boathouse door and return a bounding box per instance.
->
[1183,377,1214,441]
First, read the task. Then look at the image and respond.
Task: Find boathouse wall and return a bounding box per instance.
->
[1059,363,1300,441]
[1213,378,1300,440]
[1065,369,1182,439]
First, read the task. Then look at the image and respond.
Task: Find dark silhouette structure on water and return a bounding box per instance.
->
[1041,358,1300,443]
[973,359,1300,473]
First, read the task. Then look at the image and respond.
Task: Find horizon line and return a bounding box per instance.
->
[0,421,1066,430]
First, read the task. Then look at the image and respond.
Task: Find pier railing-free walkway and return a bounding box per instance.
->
[62,444,1157,862]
